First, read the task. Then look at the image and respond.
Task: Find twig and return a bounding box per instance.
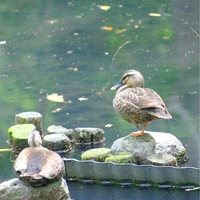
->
[189,26,200,37]
[101,41,131,93]
[185,187,200,191]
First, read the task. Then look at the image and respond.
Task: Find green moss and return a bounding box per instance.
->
[81,148,112,162]
[12,130,31,150]
[8,124,36,143]
[105,152,136,164]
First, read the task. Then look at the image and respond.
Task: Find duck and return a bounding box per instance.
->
[111,69,172,136]
[13,130,65,187]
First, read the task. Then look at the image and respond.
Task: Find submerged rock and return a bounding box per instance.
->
[111,131,187,166]
[0,178,71,200]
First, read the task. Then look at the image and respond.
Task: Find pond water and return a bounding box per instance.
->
[0,0,199,199]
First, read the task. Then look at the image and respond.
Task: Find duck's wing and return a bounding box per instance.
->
[39,148,65,179]
[13,148,32,174]
[120,87,172,119]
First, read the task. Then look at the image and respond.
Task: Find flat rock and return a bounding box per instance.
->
[81,148,111,162]
[43,133,71,151]
[111,131,187,166]
[47,125,74,139]
[105,152,137,164]
[74,127,105,144]
[0,178,71,200]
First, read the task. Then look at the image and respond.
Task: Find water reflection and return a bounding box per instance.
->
[0,0,199,198]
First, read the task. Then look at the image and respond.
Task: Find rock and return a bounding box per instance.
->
[0,178,71,200]
[15,112,43,135]
[111,131,187,166]
[74,127,105,145]
[47,125,74,140]
[43,133,71,151]
[81,148,112,162]
[147,153,178,166]
[105,152,137,164]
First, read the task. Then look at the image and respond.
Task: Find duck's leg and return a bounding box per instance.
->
[129,124,147,137]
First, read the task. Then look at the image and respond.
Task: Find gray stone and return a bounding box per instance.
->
[47,125,74,139]
[0,178,71,200]
[111,131,187,166]
[43,133,71,151]
[74,127,105,144]
[15,112,43,135]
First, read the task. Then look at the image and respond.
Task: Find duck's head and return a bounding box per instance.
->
[28,130,42,147]
[111,69,144,90]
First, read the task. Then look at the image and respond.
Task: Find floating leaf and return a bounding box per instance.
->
[52,107,62,113]
[73,67,78,71]
[97,5,110,11]
[115,28,127,34]
[78,97,88,101]
[46,93,65,103]
[46,19,58,24]
[67,67,78,71]
[101,26,113,31]
[0,40,6,45]
[105,124,113,128]
[149,13,161,17]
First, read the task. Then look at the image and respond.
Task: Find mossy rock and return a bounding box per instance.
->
[15,111,43,134]
[8,124,36,144]
[12,130,30,151]
[74,127,104,144]
[147,153,178,166]
[43,133,71,151]
[105,152,137,164]
[81,148,111,162]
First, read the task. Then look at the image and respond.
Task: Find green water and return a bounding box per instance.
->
[0,0,199,199]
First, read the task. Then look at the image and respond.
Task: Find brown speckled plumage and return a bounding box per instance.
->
[13,130,65,187]
[111,69,172,136]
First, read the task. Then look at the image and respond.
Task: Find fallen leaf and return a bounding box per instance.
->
[105,124,113,128]
[78,97,88,101]
[66,50,73,54]
[73,67,78,71]
[115,28,127,34]
[149,13,161,17]
[46,93,65,103]
[52,108,62,113]
[101,26,113,31]
[97,5,110,11]
[0,41,6,45]
[46,19,58,24]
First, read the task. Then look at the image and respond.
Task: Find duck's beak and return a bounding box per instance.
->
[110,82,124,90]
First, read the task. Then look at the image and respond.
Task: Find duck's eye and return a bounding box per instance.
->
[122,76,128,84]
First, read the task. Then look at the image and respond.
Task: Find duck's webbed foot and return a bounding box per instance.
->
[129,124,148,137]
[129,131,144,137]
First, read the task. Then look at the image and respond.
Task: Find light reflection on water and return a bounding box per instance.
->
[0,0,199,199]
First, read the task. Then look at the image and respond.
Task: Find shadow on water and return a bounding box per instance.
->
[0,0,199,199]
